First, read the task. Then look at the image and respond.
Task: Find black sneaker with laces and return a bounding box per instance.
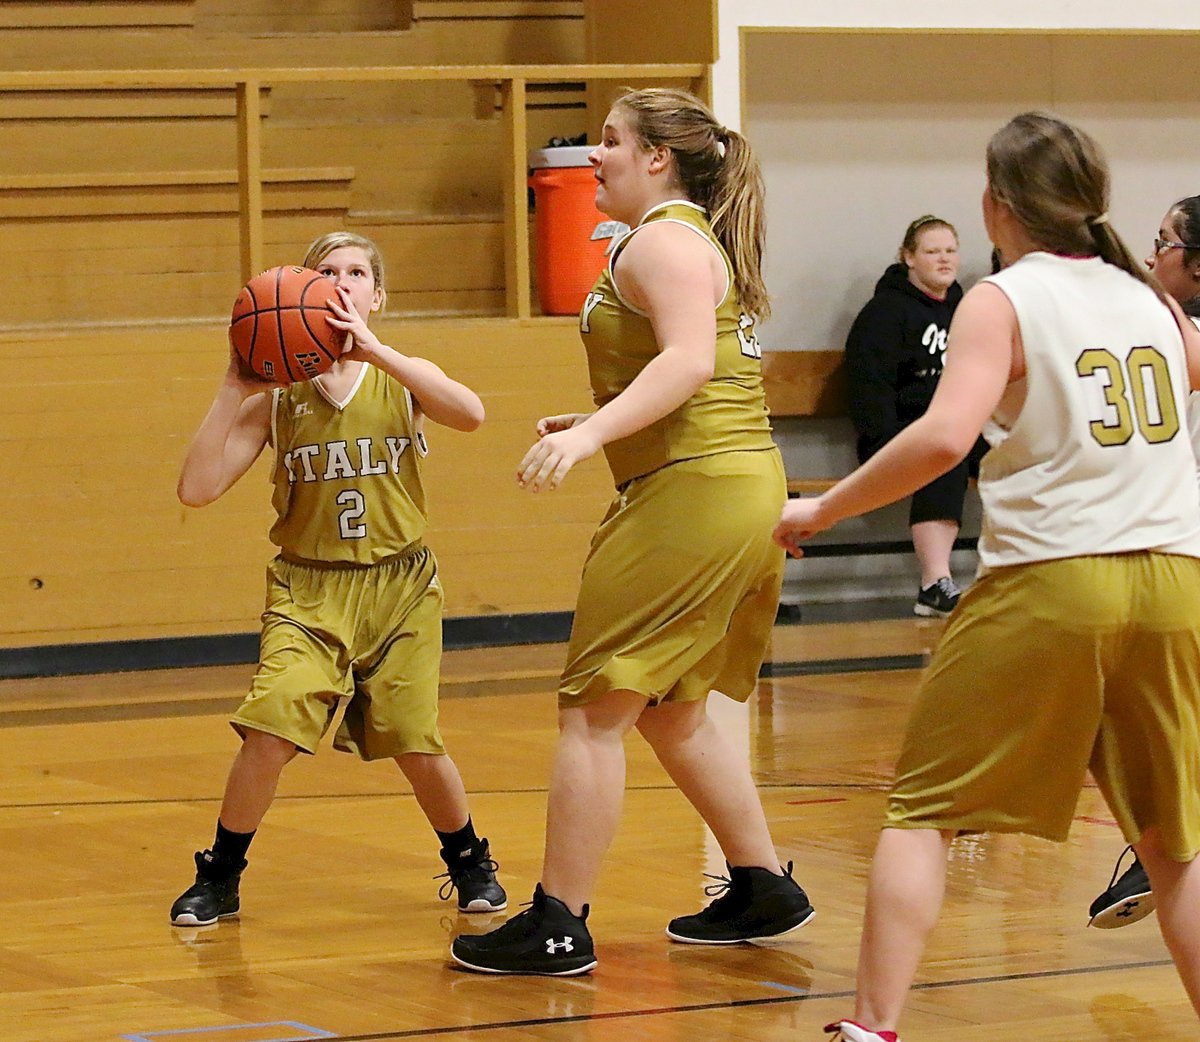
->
[913,576,960,618]
[436,837,507,913]
[666,861,815,944]
[170,850,246,927]
[1088,846,1155,928]
[450,883,596,975]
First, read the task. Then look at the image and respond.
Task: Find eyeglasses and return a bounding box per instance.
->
[1155,237,1200,254]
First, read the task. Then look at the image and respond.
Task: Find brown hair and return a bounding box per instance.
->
[613,87,770,319]
[986,112,1162,301]
[1167,195,1200,318]
[898,215,957,264]
[302,231,387,311]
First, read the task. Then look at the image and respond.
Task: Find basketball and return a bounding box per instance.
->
[229,265,345,383]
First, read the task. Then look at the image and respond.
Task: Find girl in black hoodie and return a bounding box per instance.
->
[844,215,977,617]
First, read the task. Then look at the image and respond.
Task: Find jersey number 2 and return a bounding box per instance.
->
[1076,346,1180,447]
[336,489,367,539]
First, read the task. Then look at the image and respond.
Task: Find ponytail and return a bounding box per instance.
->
[615,88,770,320]
[709,128,769,320]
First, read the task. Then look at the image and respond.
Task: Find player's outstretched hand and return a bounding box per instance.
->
[518,424,602,492]
[772,497,834,558]
[536,413,591,437]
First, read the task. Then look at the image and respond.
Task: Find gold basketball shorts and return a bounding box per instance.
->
[887,552,1200,861]
[559,448,786,709]
[232,544,446,760]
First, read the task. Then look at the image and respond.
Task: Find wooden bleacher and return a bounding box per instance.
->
[0,0,716,666]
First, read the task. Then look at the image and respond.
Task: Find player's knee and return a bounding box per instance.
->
[241,728,300,767]
[636,700,705,747]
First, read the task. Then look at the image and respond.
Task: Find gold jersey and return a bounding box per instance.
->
[268,363,428,563]
[579,199,776,487]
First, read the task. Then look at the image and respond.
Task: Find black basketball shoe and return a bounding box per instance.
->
[436,837,507,913]
[170,850,246,927]
[666,862,815,944]
[914,577,960,618]
[1088,846,1155,929]
[450,884,597,975]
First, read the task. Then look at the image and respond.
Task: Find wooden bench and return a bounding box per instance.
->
[762,349,847,499]
[761,349,978,562]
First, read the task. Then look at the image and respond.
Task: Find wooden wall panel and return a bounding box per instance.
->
[195,0,405,32]
[0,317,611,650]
[0,1,194,29]
[0,5,583,69]
[583,0,714,63]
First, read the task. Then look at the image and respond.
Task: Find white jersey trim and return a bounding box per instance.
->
[606,203,731,317]
[269,387,282,480]
[402,386,431,458]
[313,361,369,411]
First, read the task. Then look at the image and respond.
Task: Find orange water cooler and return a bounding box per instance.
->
[528,146,614,315]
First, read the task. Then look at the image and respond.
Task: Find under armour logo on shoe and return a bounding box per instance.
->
[545,937,575,954]
[1117,902,1140,918]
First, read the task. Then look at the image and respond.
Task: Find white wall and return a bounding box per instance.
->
[707,5,1200,602]
[726,29,1200,352]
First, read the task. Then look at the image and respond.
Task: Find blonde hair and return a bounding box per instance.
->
[302,231,388,311]
[986,112,1161,301]
[613,87,770,320]
[898,215,957,264]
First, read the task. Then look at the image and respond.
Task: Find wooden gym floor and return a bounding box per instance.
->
[1,617,1193,1042]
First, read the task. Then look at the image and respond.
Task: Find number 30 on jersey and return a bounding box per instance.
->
[1076,346,1180,447]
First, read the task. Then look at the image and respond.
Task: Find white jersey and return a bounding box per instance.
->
[1189,318,1200,483]
[977,252,1200,570]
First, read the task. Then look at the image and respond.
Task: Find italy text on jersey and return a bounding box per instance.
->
[281,436,417,483]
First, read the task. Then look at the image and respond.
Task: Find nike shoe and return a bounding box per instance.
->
[436,837,507,913]
[914,577,960,618]
[170,849,246,927]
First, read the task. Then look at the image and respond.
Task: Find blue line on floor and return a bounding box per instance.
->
[757,980,811,996]
[121,1022,337,1042]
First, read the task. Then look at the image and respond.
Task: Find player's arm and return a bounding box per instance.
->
[368,350,485,433]
[580,222,717,444]
[774,282,1015,551]
[516,223,717,491]
[325,287,484,432]
[1166,296,1200,391]
[177,353,274,507]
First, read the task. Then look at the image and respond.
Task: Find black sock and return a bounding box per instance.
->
[436,818,478,858]
[212,820,255,866]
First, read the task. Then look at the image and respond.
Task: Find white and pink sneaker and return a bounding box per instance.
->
[824,1020,901,1042]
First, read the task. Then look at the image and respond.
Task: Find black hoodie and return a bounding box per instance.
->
[844,262,963,461]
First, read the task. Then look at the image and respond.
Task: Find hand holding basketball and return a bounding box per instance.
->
[223,339,283,397]
[229,266,346,384]
[325,285,384,361]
